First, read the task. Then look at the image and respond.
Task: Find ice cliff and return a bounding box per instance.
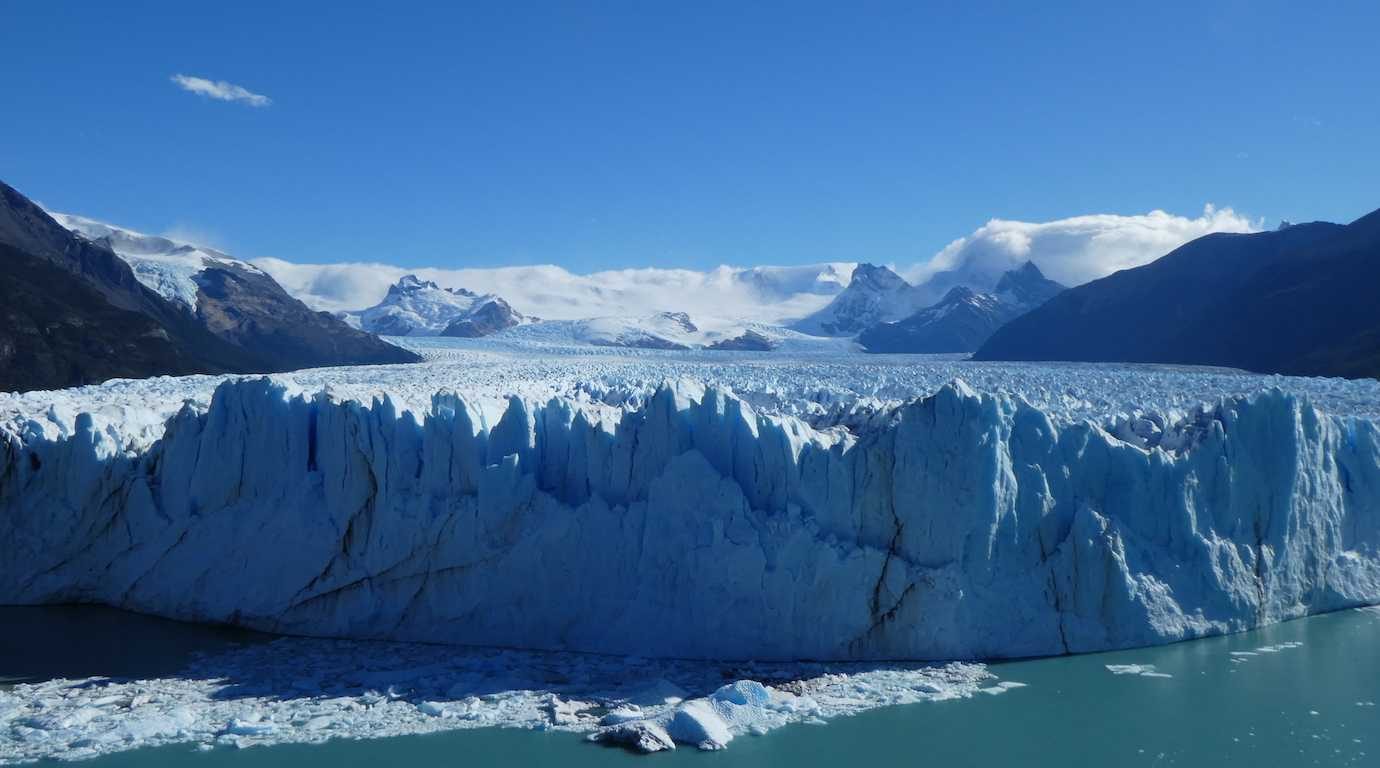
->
[3,377,1378,660]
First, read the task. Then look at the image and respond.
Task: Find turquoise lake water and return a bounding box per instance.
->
[6,605,1378,767]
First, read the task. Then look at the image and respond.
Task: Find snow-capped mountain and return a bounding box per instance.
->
[990,260,1065,307]
[858,262,1063,354]
[0,178,418,393]
[791,263,923,337]
[355,275,526,337]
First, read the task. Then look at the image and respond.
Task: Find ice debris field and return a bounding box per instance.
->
[1,338,1379,760]
[0,633,1010,763]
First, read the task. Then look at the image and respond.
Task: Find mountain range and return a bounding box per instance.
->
[6,171,1377,386]
[0,179,418,393]
[859,262,1065,353]
[975,211,1380,378]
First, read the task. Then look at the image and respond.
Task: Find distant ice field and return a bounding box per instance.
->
[2,336,1377,451]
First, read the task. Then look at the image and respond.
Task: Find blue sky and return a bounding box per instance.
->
[2,1,1377,272]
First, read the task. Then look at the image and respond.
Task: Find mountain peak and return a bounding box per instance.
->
[362,275,523,337]
[849,263,908,290]
[939,285,980,303]
[994,261,1063,303]
[395,274,439,292]
[792,263,920,336]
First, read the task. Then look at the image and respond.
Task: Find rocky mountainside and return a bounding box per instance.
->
[791,263,922,337]
[974,210,1380,379]
[859,262,1064,353]
[0,179,418,392]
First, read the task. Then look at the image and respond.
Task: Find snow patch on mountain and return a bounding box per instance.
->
[50,213,265,312]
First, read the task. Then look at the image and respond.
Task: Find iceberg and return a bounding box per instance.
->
[3,352,1378,662]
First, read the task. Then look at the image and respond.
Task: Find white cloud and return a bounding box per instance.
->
[252,259,853,323]
[170,74,271,107]
[902,205,1261,301]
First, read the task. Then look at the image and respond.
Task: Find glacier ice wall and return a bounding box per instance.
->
[2,378,1378,661]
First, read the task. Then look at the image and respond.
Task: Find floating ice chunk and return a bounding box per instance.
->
[1105,664,1172,678]
[979,681,1028,695]
[416,701,451,718]
[589,719,676,753]
[1254,642,1304,653]
[114,710,196,741]
[668,699,734,750]
[223,717,277,736]
[599,706,646,726]
[544,695,589,726]
[711,681,772,707]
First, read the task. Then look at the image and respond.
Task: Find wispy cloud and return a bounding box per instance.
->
[170,74,271,107]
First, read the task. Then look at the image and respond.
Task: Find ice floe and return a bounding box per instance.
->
[1105,664,1173,678]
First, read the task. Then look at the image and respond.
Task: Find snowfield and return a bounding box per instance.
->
[2,338,1379,760]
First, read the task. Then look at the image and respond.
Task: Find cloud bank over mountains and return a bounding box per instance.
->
[255,260,854,323]
[908,205,1259,294]
[253,205,1259,322]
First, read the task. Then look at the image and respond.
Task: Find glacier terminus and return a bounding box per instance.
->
[3,339,1378,663]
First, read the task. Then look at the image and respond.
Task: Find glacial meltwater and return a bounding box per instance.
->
[3,605,1378,767]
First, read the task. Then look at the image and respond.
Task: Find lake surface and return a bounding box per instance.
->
[5,605,1378,767]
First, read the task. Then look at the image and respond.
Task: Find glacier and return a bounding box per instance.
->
[3,341,1379,663]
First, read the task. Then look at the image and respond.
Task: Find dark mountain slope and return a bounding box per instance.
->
[194,264,422,371]
[0,179,418,393]
[974,213,1380,379]
[0,242,224,391]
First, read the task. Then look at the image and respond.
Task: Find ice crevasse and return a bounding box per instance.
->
[2,377,1378,661]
